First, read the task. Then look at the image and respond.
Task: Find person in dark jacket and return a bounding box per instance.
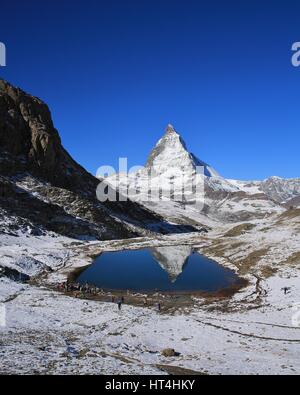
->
[117,300,122,311]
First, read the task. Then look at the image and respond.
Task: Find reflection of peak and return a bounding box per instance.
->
[150,245,192,282]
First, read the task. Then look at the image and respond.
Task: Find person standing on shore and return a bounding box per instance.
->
[117,298,122,311]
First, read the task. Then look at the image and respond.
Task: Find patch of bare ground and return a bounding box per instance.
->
[223,223,256,237]
[100,351,135,365]
[202,240,246,259]
[282,252,300,268]
[201,241,229,257]
[235,248,270,275]
[156,364,208,375]
[259,227,272,233]
[259,265,278,278]
[165,215,208,228]
[276,208,300,224]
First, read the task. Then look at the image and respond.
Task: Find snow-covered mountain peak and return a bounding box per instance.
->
[266,176,282,181]
[145,124,219,178]
[158,123,186,147]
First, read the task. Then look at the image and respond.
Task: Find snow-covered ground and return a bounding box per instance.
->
[0,220,299,375]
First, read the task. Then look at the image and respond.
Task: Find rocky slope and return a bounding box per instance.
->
[260,176,300,204]
[0,79,196,240]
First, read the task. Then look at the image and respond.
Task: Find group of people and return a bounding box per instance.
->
[56,282,162,312]
[56,281,103,296]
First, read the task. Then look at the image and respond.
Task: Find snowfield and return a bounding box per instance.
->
[0,221,299,375]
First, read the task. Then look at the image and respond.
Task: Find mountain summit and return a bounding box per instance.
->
[165,123,178,135]
[145,124,219,178]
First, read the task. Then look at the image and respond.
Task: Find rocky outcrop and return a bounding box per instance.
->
[284,194,300,208]
[0,79,97,193]
[260,176,300,203]
[0,79,59,163]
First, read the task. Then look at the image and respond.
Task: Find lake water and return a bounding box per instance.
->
[76,246,241,293]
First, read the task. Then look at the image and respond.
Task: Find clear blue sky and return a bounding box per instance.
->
[0,0,299,180]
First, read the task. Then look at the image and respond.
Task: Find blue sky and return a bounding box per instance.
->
[0,0,299,180]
